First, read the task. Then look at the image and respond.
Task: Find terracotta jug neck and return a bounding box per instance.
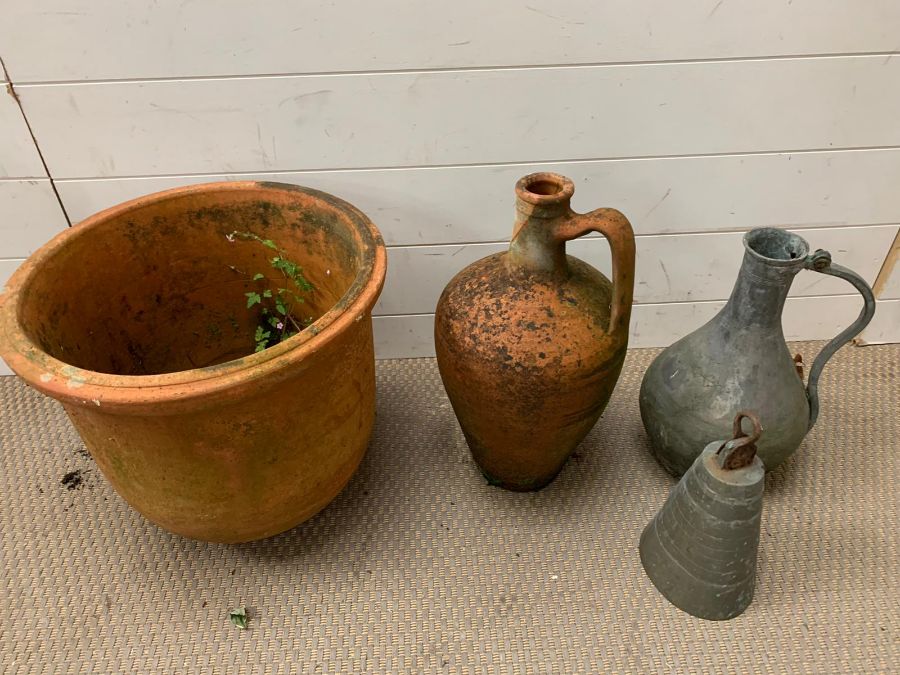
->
[508,173,575,273]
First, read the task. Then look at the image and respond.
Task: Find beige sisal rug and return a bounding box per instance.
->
[1,343,898,673]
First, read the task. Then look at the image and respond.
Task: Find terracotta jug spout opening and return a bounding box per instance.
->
[743,227,809,265]
[515,172,575,208]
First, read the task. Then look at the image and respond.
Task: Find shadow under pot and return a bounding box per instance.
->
[0,181,386,543]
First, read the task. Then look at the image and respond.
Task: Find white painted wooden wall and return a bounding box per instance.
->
[1,1,898,373]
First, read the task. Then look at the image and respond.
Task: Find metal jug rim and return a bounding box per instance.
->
[743,227,809,268]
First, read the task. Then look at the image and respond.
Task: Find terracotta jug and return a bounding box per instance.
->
[640,227,876,476]
[434,172,635,491]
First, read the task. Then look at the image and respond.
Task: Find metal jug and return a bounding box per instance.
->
[640,227,876,475]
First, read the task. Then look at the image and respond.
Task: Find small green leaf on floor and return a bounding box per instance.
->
[229,606,248,630]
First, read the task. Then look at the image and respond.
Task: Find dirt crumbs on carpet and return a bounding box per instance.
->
[60,470,83,490]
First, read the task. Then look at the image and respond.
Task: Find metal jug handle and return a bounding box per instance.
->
[802,249,876,429]
[552,208,636,338]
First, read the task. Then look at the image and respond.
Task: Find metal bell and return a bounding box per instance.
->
[639,411,765,620]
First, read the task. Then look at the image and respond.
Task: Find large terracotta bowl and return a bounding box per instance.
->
[0,182,386,542]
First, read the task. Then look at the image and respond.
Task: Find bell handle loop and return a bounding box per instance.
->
[552,208,636,338]
[717,411,762,470]
[731,410,762,443]
[802,249,877,430]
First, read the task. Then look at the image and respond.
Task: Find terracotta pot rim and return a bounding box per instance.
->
[0,181,386,407]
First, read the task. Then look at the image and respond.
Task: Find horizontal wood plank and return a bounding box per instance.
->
[2,289,887,373]
[0,181,69,257]
[0,259,25,376]
[373,293,882,357]
[3,1,899,82]
[53,149,900,245]
[374,226,897,315]
[0,259,24,289]
[18,56,900,178]
[858,299,899,345]
[0,84,46,179]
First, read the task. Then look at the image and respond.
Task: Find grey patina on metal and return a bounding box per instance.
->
[639,227,876,475]
[639,412,765,621]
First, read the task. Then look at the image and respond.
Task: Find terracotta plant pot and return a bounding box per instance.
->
[435,173,635,491]
[0,182,386,543]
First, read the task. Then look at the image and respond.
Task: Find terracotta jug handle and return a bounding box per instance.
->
[802,249,877,429]
[553,208,636,338]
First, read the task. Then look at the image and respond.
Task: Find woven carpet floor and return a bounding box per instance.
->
[1,342,897,673]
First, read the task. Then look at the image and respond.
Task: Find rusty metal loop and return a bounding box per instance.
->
[793,353,804,380]
[731,411,762,443]
[717,411,763,470]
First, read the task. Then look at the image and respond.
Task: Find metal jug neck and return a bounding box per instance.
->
[720,228,810,329]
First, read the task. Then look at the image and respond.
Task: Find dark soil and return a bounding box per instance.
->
[61,470,83,490]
